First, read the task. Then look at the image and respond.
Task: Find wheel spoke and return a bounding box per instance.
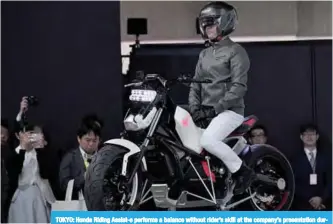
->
[249,155,292,211]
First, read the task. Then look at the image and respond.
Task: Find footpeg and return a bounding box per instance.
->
[150,184,218,209]
[150,184,177,208]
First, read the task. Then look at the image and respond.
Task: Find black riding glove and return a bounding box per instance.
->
[191,105,216,128]
[200,105,216,118]
[196,118,210,129]
[192,110,205,123]
[191,111,209,129]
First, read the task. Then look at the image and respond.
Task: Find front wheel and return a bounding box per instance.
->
[84,144,142,211]
[243,144,295,211]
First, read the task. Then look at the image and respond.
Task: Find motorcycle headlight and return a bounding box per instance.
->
[129,89,157,102]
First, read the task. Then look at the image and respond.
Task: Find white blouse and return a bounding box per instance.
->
[15,146,39,186]
[12,146,56,205]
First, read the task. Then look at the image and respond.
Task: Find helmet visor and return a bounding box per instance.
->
[199,15,219,28]
[199,15,220,38]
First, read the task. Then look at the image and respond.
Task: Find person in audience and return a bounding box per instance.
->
[1,118,14,167]
[14,96,62,200]
[7,123,56,223]
[1,119,11,166]
[82,113,104,147]
[291,124,332,210]
[59,117,101,199]
[248,124,268,145]
[1,119,10,223]
[1,118,10,147]
[1,156,9,223]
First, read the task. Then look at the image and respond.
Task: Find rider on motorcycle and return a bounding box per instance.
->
[189,1,255,195]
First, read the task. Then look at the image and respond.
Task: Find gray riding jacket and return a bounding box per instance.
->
[188,37,250,116]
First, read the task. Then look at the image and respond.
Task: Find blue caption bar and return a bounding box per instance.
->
[51,211,332,224]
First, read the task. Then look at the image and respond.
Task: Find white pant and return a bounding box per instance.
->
[200,110,244,173]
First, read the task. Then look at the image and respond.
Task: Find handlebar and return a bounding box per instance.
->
[124,74,212,88]
[124,82,144,88]
[176,76,212,84]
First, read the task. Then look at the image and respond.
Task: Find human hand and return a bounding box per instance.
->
[192,110,205,123]
[19,96,29,114]
[309,196,323,209]
[31,133,46,149]
[196,119,210,129]
[200,105,216,118]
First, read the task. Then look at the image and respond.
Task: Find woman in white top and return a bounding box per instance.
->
[7,124,55,223]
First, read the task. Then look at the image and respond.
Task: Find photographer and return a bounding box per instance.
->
[6,123,56,223]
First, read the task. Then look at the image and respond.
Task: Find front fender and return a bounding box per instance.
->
[104,138,148,176]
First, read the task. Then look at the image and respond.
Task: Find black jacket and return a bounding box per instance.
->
[59,148,86,200]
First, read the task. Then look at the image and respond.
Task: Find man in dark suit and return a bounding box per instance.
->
[248,124,268,145]
[59,116,102,200]
[291,124,332,210]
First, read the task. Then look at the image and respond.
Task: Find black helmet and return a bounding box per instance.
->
[198,1,238,41]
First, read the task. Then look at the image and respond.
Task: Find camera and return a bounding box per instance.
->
[29,133,42,143]
[27,96,39,107]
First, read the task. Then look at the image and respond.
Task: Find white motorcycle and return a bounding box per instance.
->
[84,73,295,211]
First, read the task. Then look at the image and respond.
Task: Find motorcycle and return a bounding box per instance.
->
[84,73,295,211]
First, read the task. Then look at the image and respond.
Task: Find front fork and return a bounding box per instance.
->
[125,108,164,185]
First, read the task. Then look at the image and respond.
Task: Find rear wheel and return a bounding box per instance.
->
[244,144,295,211]
[84,144,142,211]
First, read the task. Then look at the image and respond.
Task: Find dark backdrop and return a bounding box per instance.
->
[1,1,123,151]
[128,40,332,158]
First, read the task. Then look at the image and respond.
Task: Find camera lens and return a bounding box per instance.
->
[27,96,39,107]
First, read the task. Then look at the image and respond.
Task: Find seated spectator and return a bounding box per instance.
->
[59,117,101,200]
[7,123,56,223]
[247,124,268,145]
[291,124,332,210]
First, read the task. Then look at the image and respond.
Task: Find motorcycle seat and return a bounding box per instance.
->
[178,105,258,136]
[231,115,258,136]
